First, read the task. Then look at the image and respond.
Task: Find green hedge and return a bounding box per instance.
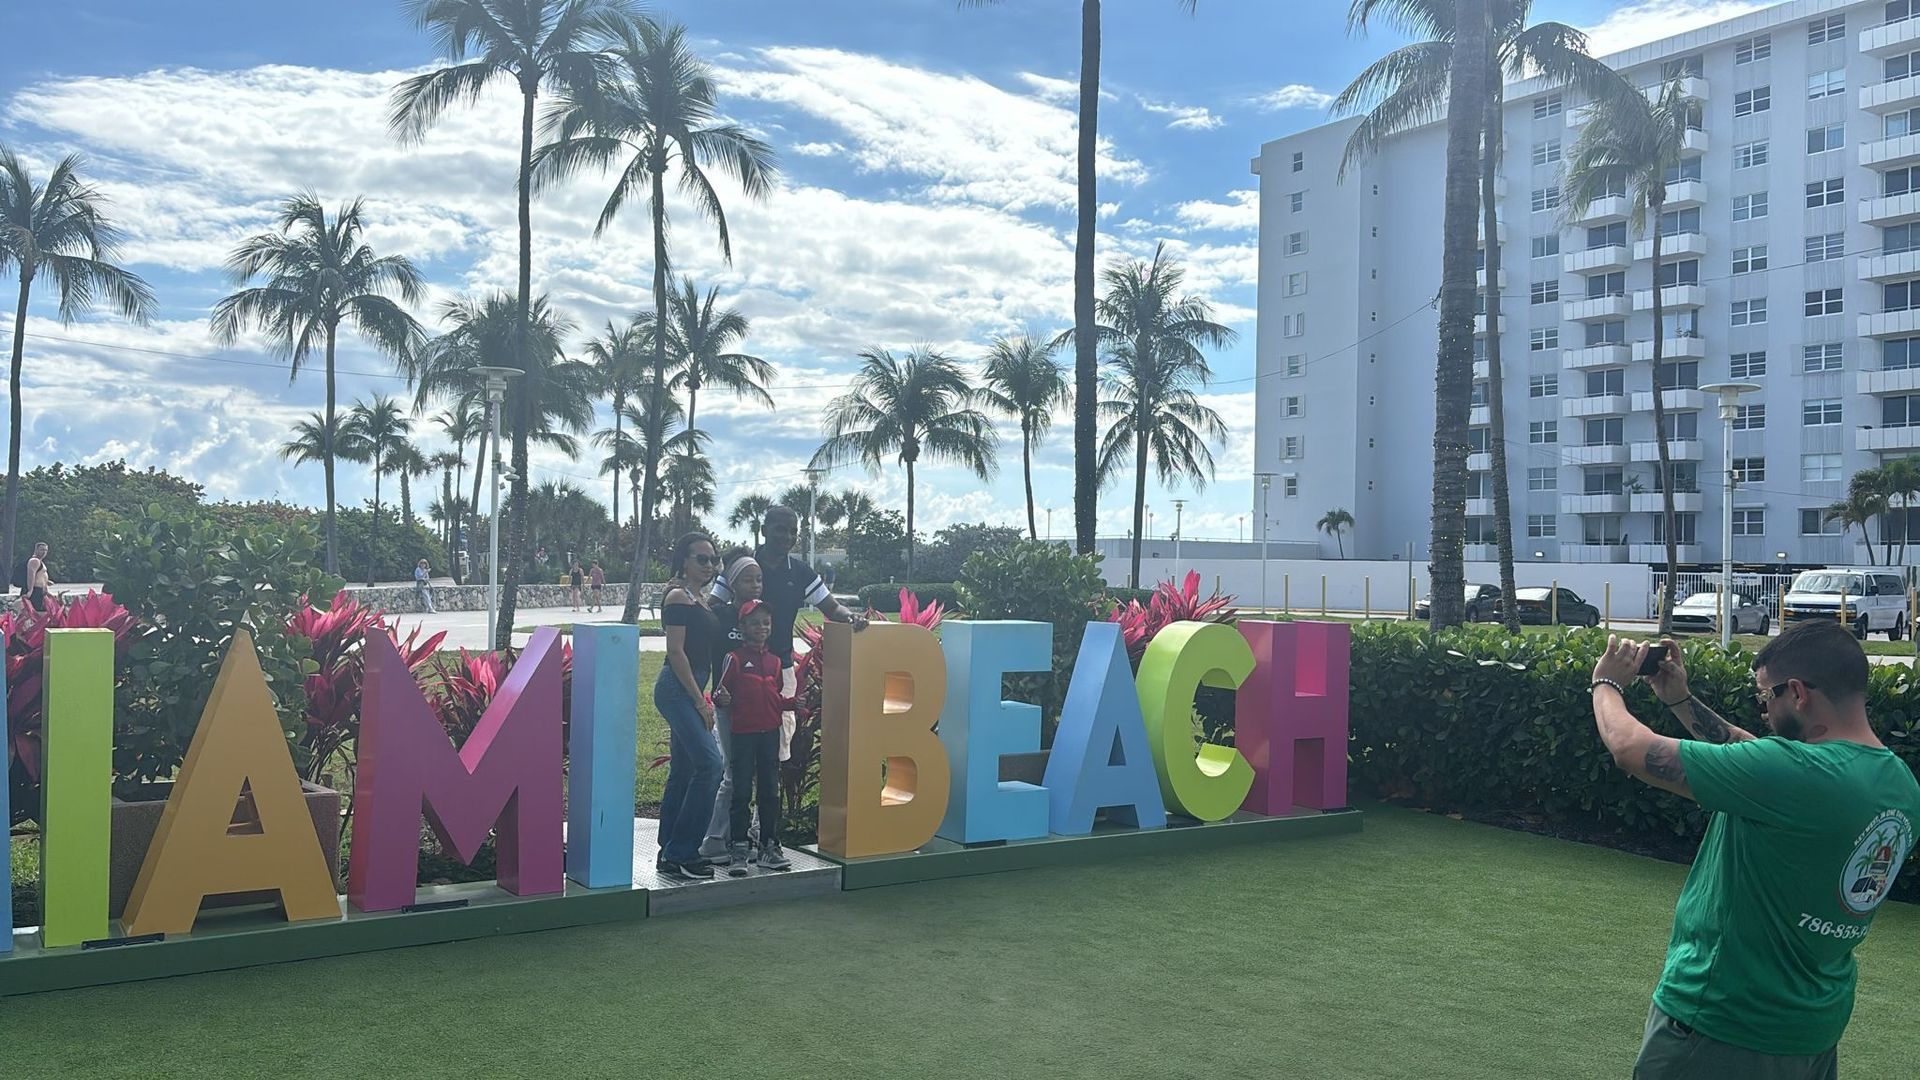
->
[857,583,962,614]
[1344,621,1920,894]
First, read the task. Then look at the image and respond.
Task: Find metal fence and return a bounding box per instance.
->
[1646,570,1799,620]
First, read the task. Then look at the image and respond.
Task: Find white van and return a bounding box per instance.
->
[1781,569,1911,640]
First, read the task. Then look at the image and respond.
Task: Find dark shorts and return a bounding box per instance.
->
[27,587,48,612]
[1633,1003,1837,1080]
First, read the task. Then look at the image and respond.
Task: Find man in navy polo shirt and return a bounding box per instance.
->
[712,504,866,669]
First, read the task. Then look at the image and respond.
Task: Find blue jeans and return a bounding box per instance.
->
[654,670,722,865]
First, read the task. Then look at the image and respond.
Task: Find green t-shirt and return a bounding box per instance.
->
[1654,737,1920,1055]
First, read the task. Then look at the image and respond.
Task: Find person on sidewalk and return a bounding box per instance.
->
[22,541,52,614]
[653,532,725,882]
[712,599,793,874]
[569,561,585,612]
[413,559,437,614]
[1589,622,1920,1079]
[699,552,762,863]
[588,561,605,612]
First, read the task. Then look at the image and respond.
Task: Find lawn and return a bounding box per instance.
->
[6,805,1916,1078]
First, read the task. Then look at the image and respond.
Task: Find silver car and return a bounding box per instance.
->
[1670,591,1769,635]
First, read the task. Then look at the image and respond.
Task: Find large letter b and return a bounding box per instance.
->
[817,622,951,858]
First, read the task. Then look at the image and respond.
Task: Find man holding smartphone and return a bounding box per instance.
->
[1588,622,1920,1078]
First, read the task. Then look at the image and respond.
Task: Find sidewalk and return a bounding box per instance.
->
[385,600,666,652]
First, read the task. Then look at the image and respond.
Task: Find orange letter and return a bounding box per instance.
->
[818,622,951,858]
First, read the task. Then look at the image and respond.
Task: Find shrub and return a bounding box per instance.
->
[957,540,1110,739]
[4,593,137,826]
[857,582,961,614]
[287,592,445,792]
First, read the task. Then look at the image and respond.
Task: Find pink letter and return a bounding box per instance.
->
[1237,621,1350,814]
[347,629,565,912]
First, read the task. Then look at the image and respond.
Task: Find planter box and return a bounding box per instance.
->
[108,781,342,919]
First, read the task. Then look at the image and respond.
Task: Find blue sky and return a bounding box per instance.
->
[0,0,1764,548]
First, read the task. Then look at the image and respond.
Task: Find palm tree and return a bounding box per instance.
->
[1826,486,1884,566]
[1336,0,1611,632]
[777,481,821,549]
[340,396,414,587]
[432,400,485,581]
[429,449,465,553]
[279,413,336,476]
[663,430,716,532]
[980,334,1067,540]
[812,347,998,577]
[532,18,778,624]
[0,148,157,581]
[1089,244,1233,588]
[655,277,773,436]
[824,489,875,543]
[1566,74,1695,633]
[962,1,1202,558]
[1317,508,1356,559]
[598,378,684,533]
[729,493,775,545]
[211,193,425,575]
[1878,457,1920,564]
[583,316,645,549]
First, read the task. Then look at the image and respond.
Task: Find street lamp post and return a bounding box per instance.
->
[1701,381,1761,649]
[1172,499,1185,569]
[1045,506,1053,543]
[471,366,522,650]
[803,466,824,573]
[1256,472,1274,613]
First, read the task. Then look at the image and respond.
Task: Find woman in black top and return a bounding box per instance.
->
[654,532,724,880]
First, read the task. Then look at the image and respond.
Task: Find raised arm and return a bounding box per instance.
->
[1644,637,1758,744]
[1591,636,1696,801]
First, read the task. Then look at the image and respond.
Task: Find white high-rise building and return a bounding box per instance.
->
[1254,0,1920,567]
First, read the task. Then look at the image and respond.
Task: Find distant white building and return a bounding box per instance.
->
[1254,0,1920,567]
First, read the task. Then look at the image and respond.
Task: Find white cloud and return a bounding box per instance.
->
[1139,98,1224,132]
[790,141,845,157]
[1252,84,1334,112]
[1579,1,1770,59]
[1175,189,1258,232]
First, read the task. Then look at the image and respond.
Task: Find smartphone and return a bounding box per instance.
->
[1637,644,1670,677]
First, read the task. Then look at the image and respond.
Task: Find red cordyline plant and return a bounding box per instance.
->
[4,593,136,801]
[424,643,573,745]
[286,592,445,785]
[1108,571,1238,668]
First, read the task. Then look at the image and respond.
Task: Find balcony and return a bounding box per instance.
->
[1466,451,1492,472]
[1861,132,1920,170]
[1563,295,1631,321]
[1477,218,1507,244]
[1564,543,1630,564]
[1860,191,1920,225]
[1631,543,1701,564]
[1474,313,1503,335]
[1563,343,1631,370]
[1633,284,1705,311]
[1464,543,1499,562]
[1632,336,1706,362]
[1562,493,1630,515]
[1663,180,1706,209]
[1564,244,1631,274]
[1570,195,1630,225]
[1475,267,1508,289]
[1631,491,1704,513]
[1564,443,1629,465]
[1859,425,1920,451]
[1631,388,1707,412]
[1681,128,1708,155]
[1860,367,1920,395]
[1860,248,1920,282]
[1565,103,1595,130]
[1650,77,1708,104]
[1632,440,1704,462]
[1472,359,1490,379]
[1860,309,1920,338]
[1636,232,1705,261]
[1465,498,1494,517]
[1861,14,1920,55]
[1562,394,1629,418]
[1469,404,1491,427]
[1862,74,1920,113]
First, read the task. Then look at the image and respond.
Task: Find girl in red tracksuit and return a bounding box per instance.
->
[713,600,794,873]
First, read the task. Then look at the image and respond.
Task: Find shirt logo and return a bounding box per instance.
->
[1839,809,1914,916]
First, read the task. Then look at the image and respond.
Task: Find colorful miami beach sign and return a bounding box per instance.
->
[1,617,1348,951]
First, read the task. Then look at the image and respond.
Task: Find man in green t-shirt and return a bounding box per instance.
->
[1589,620,1920,1079]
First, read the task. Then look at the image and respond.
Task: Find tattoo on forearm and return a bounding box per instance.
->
[1685,702,1733,744]
[1644,741,1686,784]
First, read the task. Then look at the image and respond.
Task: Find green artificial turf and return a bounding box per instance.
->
[6,805,1916,1078]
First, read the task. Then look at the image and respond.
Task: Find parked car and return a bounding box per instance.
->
[1414,583,1501,621]
[1782,569,1910,640]
[1670,591,1769,636]
[1511,586,1599,627]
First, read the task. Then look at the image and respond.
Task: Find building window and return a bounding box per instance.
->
[1664,157,1703,185]
[1284,353,1305,377]
[1470,380,1489,407]
[1663,55,1704,80]
[1530,328,1559,352]
[1804,343,1843,372]
[1530,234,1559,259]
[1888,165,1920,197]
[1805,289,1843,316]
[1527,515,1557,539]
[1529,420,1557,444]
[1655,360,1700,389]
[1732,192,1768,220]
[1530,185,1561,213]
[1657,259,1700,287]
[1289,191,1304,212]
[1583,515,1625,545]
[1888,107,1920,138]
[1283,313,1305,337]
[1653,514,1699,545]
[1282,435,1303,459]
[1530,279,1559,304]
[1584,417,1623,446]
[1658,207,1701,235]
[1733,404,1766,430]
[1291,151,1304,173]
[1283,395,1303,418]
[1887,279,1920,313]
[1805,233,1845,262]
[1885,394,1920,427]
[1888,223,1920,255]
[1732,245,1768,274]
[1529,374,1559,398]
[1586,320,1626,347]
[1532,139,1561,166]
[1586,271,1626,298]
[1286,231,1306,256]
[1286,271,1308,296]
[1890,49,1920,81]
[1528,468,1557,491]
[1803,398,1842,426]
[1885,337,1920,370]
[1657,411,1700,441]
[1802,509,1847,535]
[1801,453,1843,482]
[1282,475,1298,497]
[1586,368,1624,397]
[1735,140,1770,168]
[1587,222,1626,249]
[1807,124,1844,155]
[1533,93,1563,119]
[1730,351,1767,379]
[1736,34,1771,63]
[1732,299,1767,326]
[1735,457,1766,483]
[1807,14,1845,45]
[1807,69,1845,100]
[1732,509,1766,537]
[1735,86,1771,116]
[1806,178,1844,207]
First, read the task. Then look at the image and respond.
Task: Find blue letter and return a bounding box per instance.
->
[937,621,1052,844]
[1043,622,1168,835]
[566,624,640,888]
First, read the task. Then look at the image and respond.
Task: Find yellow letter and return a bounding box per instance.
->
[818,622,951,858]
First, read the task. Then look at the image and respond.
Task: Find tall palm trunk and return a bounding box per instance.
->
[441,467,455,567]
[905,454,919,578]
[609,389,624,555]
[400,469,414,531]
[495,78,540,651]
[1427,0,1491,629]
[3,273,33,585]
[1130,412,1149,589]
[1482,73,1521,633]
[623,164,671,624]
[1650,200,1677,634]
[450,452,465,584]
[323,324,340,576]
[368,458,383,588]
[681,381,701,535]
[1022,423,1038,541]
[469,422,490,587]
[1072,0,1101,556]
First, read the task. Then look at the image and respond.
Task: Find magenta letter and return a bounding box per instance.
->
[1237,621,1350,814]
[347,629,566,912]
